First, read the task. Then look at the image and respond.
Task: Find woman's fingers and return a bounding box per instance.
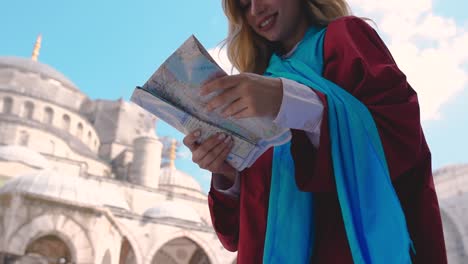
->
[183,130,201,151]
[200,75,238,96]
[206,138,234,172]
[205,87,240,112]
[198,135,232,169]
[192,133,227,164]
[183,130,236,175]
[231,108,252,119]
[221,98,248,118]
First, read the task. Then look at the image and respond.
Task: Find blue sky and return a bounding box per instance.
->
[1,0,467,192]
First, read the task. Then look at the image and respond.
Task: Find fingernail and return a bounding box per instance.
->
[218,134,226,140]
[194,131,200,137]
[224,136,231,144]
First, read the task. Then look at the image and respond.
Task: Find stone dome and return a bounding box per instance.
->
[159,167,202,192]
[0,170,130,210]
[0,56,79,91]
[0,56,87,111]
[143,200,201,223]
[0,145,50,169]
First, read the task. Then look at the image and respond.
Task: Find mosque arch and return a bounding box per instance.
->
[152,250,177,264]
[101,249,112,264]
[111,222,143,264]
[440,209,466,263]
[7,213,94,264]
[119,238,137,264]
[188,247,211,264]
[24,234,72,264]
[151,237,211,264]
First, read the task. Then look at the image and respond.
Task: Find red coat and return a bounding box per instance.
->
[208,16,447,264]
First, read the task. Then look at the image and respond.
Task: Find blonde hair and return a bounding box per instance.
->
[222,0,351,73]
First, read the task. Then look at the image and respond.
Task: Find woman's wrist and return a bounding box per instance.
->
[224,170,238,183]
[270,78,283,119]
[213,171,238,190]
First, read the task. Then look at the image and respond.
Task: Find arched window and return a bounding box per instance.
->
[49,140,55,155]
[23,101,34,119]
[87,131,92,145]
[19,130,29,146]
[2,97,13,114]
[43,107,54,125]
[77,122,83,139]
[62,114,71,131]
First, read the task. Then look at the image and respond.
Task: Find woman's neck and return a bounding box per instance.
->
[281,17,312,52]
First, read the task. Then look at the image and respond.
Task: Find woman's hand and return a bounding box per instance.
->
[200,73,283,119]
[183,130,237,183]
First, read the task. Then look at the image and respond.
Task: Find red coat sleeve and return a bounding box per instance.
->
[208,184,240,252]
[291,16,430,192]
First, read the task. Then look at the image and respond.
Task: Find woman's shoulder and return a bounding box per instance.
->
[327,15,376,34]
[325,15,384,50]
[322,15,399,80]
[329,15,372,27]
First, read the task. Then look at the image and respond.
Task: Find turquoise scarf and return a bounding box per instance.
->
[263,26,413,263]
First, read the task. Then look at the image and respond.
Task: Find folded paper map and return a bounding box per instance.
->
[131,35,291,171]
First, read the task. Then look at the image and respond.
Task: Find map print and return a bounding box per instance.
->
[131,35,291,170]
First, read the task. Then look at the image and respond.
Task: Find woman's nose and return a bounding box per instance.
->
[250,0,266,16]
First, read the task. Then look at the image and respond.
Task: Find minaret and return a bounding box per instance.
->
[169,139,177,169]
[129,136,163,189]
[31,34,42,61]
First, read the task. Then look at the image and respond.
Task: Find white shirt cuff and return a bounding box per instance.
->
[274,78,324,147]
[212,172,240,198]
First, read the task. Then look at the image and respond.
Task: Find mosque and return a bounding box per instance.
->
[0,35,236,264]
[0,36,466,264]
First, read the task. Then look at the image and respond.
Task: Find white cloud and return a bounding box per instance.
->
[348,0,468,120]
[349,0,432,16]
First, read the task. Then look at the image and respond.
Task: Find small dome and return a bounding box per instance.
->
[0,56,79,92]
[434,164,468,178]
[0,170,130,210]
[0,145,49,169]
[144,201,201,223]
[159,167,202,192]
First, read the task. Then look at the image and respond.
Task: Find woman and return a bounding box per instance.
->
[183,0,447,263]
